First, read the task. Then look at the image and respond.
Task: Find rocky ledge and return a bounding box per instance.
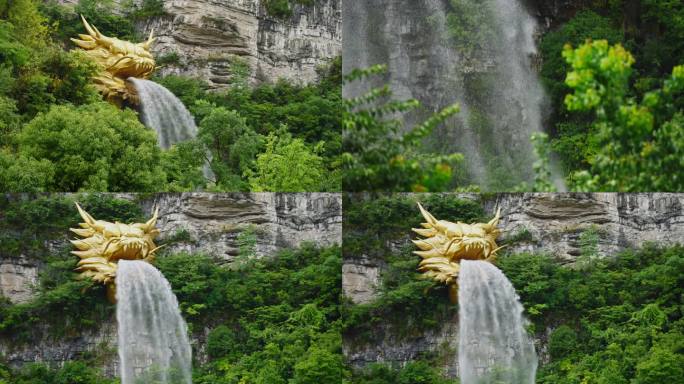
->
[138,0,341,88]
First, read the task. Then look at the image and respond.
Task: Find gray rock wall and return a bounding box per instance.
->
[138,0,341,88]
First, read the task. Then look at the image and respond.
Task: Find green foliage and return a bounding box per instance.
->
[445,0,495,55]
[6,102,166,191]
[351,361,454,384]
[342,65,462,192]
[154,244,343,384]
[497,244,684,383]
[342,194,485,339]
[541,4,684,181]
[198,106,263,190]
[541,11,624,174]
[156,51,181,67]
[0,195,142,342]
[9,361,115,384]
[263,0,292,18]
[549,325,577,360]
[248,132,331,192]
[263,0,314,19]
[1,0,48,47]
[160,140,207,191]
[540,10,624,119]
[40,0,136,44]
[126,0,166,19]
[562,41,684,191]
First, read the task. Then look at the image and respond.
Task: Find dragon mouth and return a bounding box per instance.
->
[412,202,503,303]
[70,203,160,303]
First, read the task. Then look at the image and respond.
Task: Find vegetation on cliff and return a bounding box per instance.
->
[538,2,684,191]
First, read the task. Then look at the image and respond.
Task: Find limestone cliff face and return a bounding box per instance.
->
[137,0,341,88]
[527,0,597,31]
[0,192,341,372]
[343,193,684,374]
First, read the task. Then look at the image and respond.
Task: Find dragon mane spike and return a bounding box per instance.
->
[490,244,507,255]
[144,206,159,231]
[80,15,99,39]
[75,203,96,226]
[70,227,94,237]
[412,227,437,237]
[70,38,96,50]
[142,28,156,49]
[413,249,443,259]
[487,207,502,227]
[148,244,166,256]
[417,202,437,226]
[412,239,433,251]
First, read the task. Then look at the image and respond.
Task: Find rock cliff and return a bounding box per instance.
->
[0,192,341,372]
[343,193,684,374]
[138,0,341,88]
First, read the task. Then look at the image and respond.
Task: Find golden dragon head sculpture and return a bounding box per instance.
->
[71,203,162,303]
[71,15,156,106]
[412,203,503,304]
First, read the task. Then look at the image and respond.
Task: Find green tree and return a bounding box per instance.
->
[0,96,20,146]
[160,140,207,191]
[248,132,329,192]
[0,149,55,192]
[291,346,344,384]
[563,40,684,191]
[539,11,624,173]
[197,105,263,190]
[342,65,461,192]
[13,102,165,191]
[634,346,684,384]
[2,0,48,47]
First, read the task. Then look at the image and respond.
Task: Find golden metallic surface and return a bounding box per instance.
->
[71,203,162,303]
[412,203,503,304]
[71,15,156,106]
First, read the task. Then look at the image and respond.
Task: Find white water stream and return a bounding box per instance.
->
[129,78,198,150]
[116,260,192,384]
[458,260,537,383]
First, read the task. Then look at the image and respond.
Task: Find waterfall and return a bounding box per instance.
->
[128,78,198,150]
[343,0,565,190]
[458,260,537,384]
[116,260,193,384]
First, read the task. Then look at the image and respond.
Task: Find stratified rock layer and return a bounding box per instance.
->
[139,0,341,88]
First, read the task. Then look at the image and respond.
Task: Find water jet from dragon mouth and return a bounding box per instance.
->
[458,260,537,383]
[128,78,199,150]
[116,260,193,384]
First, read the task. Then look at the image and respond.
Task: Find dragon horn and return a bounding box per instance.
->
[81,15,114,47]
[142,28,156,49]
[143,206,159,231]
[417,202,437,226]
[75,203,96,227]
[487,207,501,227]
[80,15,99,39]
